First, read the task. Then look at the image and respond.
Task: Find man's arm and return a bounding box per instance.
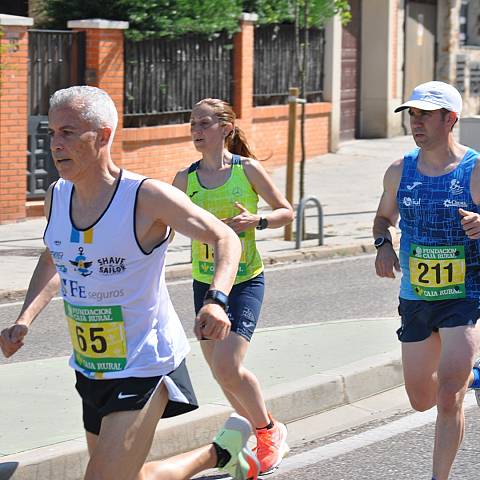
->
[138,180,241,340]
[459,155,480,239]
[373,159,403,279]
[0,185,60,357]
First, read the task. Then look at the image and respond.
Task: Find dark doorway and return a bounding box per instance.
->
[340,0,361,141]
[27,30,85,199]
[1,0,29,16]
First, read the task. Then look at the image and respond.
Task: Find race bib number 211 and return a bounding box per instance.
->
[409,244,466,301]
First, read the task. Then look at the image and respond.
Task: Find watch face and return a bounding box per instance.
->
[257,218,268,230]
[205,289,228,310]
[374,237,385,248]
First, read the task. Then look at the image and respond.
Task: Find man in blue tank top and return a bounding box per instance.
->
[373,81,480,480]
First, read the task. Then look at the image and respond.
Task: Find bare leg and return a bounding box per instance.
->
[201,333,270,428]
[84,383,218,480]
[84,382,169,480]
[401,332,441,412]
[432,325,478,480]
[141,445,217,480]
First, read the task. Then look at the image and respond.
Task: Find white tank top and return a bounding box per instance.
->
[44,170,190,379]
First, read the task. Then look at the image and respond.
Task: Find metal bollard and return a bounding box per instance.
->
[295,195,323,249]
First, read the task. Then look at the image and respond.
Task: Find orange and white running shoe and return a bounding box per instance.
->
[256,415,289,475]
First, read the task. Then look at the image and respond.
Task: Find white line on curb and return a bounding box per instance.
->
[264,253,376,272]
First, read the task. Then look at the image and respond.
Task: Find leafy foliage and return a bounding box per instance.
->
[39,0,241,38]
[245,0,351,27]
[39,0,350,39]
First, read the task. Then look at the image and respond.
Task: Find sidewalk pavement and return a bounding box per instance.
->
[0,136,415,479]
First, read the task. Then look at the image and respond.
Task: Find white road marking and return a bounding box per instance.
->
[268,394,477,477]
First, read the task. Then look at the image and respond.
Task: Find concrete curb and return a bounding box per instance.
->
[165,243,377,283]
[0,350,403,480]
[165,243,375,280]
[261,244,375,266]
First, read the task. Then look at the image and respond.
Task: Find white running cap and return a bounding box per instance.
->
[394,81,462,118]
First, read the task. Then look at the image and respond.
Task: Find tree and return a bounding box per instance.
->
[245,0,351,26]
[38,0,350,39]
[39,0,349,212]
[38,0,243,39]
[288,1,350,212]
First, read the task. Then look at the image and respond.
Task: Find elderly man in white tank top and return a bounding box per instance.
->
[0,86,260,480]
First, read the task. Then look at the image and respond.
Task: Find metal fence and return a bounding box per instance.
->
[253,24,325,106]
[27,29,85,200]
[124,33,234,127]
[28,29,85,116]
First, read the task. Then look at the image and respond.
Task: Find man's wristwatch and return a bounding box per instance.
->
[374,236,392,250]
[256,217,269,230]
[204,289,229,311]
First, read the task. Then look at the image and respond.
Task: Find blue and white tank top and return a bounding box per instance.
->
[44,170,190,379]
[398,147,480,300]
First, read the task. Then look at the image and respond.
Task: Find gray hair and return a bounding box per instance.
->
[49,86,118,145]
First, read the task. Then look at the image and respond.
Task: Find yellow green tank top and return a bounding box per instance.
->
[186,155,264,285]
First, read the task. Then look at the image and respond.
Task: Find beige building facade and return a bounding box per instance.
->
[325,0,480,149]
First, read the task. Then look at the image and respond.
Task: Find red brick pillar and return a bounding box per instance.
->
[0,15,33,224]
[233,13,257,137]
[68,19,129,166]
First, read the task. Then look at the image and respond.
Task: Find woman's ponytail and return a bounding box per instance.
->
[227,126,257,159]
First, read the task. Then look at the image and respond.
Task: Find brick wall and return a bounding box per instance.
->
[119,15,331,183]
[251,104,331,169]
[0,21,31,223]
[122,124,194,181]
[69,21,126,165]
[120,103,331,182]
[0,16,332,223]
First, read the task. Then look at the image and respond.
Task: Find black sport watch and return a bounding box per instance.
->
[256,217,269,230]
[374,236,392,250]
[204,289,229,311]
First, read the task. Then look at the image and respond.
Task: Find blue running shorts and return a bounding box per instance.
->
[193,272,265,342]
[397,297,480,342]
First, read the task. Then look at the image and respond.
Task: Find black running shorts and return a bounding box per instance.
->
[75,359,198,435]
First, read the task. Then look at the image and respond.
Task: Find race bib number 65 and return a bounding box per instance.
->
[409,244,466,301]
[64,301,127,372]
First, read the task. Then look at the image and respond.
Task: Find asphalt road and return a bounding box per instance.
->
[266,397,480,480]
[0,254,400,365]
[4,255,478,479]
[191,392,480,480]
